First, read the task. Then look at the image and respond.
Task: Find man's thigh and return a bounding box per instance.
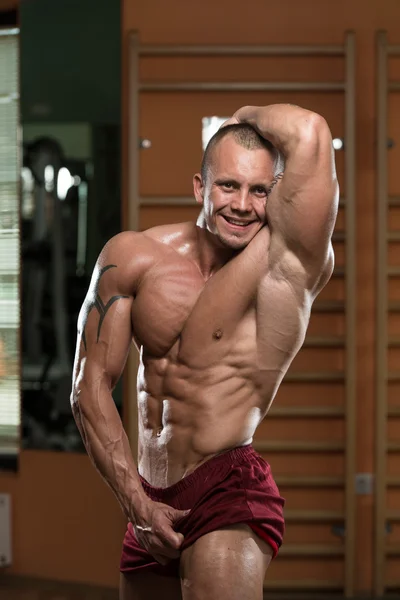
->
[179,523,273,600]
[120,571,182,600]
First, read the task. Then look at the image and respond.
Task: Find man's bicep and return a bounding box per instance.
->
[267,119,339,261]
[75,263,134,390]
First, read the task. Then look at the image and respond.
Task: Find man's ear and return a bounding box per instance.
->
[193,173,205,205]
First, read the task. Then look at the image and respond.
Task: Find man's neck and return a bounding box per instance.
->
[194,213,236,280]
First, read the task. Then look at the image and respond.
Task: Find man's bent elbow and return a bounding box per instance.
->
[305,113,332,144]
[288,111,331,155]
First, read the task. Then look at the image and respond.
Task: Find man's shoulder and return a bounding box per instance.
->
[141,221,194,248]
[101,223,193,279]
[107,222,192,250]
[103,230,150,259]
[99,231,158,288]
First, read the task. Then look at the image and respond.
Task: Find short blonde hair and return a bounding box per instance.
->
[201,123,284,182]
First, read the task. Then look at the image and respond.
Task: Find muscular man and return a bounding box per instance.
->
[71,104,338,600]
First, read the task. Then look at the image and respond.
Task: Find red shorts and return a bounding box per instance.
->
[120,444,285,578]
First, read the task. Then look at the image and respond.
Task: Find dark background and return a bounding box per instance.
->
[17,0,122,453]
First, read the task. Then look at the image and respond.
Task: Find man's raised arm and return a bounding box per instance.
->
[226,104,339,287]
[70,232,147,519]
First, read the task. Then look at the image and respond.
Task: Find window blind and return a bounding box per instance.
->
[0,29,20,455]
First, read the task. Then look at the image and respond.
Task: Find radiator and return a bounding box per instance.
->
[0,494,11,566]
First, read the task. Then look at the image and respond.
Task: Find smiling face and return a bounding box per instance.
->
[194,133,276,251]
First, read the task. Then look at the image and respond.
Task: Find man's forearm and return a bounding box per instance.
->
[71,384,147,522]
[233,104,326,156]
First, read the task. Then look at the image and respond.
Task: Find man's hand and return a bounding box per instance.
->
[220,106,260,130]
[132,499,190,565]
[220,114,241,128]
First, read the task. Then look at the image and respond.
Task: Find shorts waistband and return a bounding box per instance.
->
[139,443,255,499]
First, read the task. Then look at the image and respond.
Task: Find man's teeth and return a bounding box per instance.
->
[225,217,251,226]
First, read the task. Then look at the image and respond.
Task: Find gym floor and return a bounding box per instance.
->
[0,576,118,600]
[1,577,399,600]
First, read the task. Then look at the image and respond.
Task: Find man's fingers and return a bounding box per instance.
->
[153,538,181,559]
[220,116,240,129]
[171,508,190,523]
[175,532,185,546]
[152,553,170,565]
[220,106,260,130]
[162,528,184,550]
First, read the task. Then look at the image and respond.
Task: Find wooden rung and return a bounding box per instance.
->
[388,267,400,277]
[267,406,345,418]
[388,406,400,417]
[303,335,345,348]
[386,543,400,556]
[386,510,400,521]
[332,231,345,242]
[332,267,345,277]
[389,301,400,312]
[388,232,400,242]
[387,476,400,487]
[280,544,344,557]
[388,372,400,382]
[312,300,345,313]
[389,336,400,347]
[389,195,400,207]
[139,44,346,57]
[275,475,344,487]
[140,81,346,92]
[285,371,345,383]
[264,579,343,591]
[253,440,344,452]
[285,509,344,522]
[140,196,194,206]
[387,442,400,452]
[386,579,400,589]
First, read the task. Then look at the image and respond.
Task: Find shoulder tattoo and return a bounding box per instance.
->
[81,264,129,351]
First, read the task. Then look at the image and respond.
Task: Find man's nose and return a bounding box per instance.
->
[231,190,252,212]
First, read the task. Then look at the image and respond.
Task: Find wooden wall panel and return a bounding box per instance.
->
[120,1,400,595]
[131,42,352,590]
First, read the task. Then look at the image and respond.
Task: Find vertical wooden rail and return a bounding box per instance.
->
[126,31,140,458]
[344,30,357,599]
[375,29,388,598]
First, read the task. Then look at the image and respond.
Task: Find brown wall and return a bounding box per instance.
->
[0,451,125,587]
[1,0,400,593]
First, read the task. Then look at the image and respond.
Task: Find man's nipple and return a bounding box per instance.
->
[213,329,223,341]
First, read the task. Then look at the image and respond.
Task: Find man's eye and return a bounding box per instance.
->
[254,187,267,196]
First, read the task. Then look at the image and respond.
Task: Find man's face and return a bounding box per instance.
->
[194,135,275,250]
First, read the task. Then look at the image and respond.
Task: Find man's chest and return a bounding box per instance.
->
[131,251,262,361]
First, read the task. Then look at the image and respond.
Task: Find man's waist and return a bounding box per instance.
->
[138,441,254,491]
